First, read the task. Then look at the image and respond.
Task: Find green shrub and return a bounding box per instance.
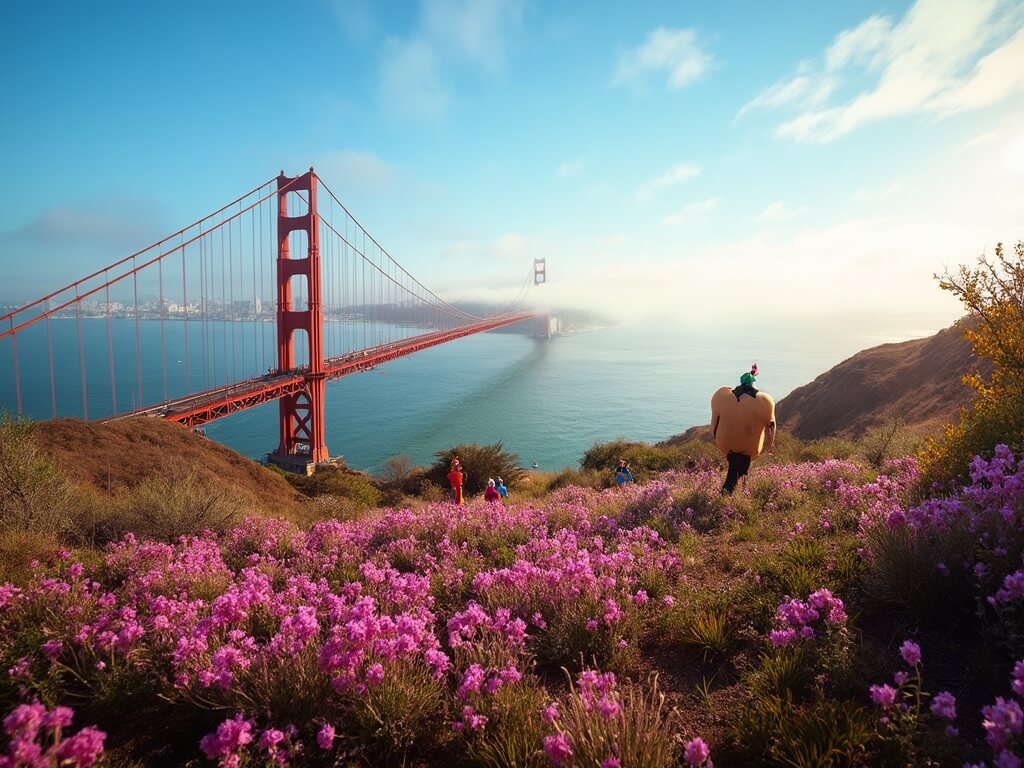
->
[747,648,815,701]
[547,467,605,491]
[671,488,730,534]
[729,694,874,767]
[463,679,548,768]
[756,540,830,604]
[289,465,383,509]
[922,242,1024,489]
[0,413,73,536]
[428,443,525,495]
[552,672,677,768]
[676,605,734,662]
[580,439,688,479]
[861,519,976,624]
[347,661,449,766]
[121,468,245,542]
[765,432,858,465]
[0,527,60,584]
[857,420,921,469]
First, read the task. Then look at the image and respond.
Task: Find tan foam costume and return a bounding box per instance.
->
[711,388,776,459]
[711,364,776,493]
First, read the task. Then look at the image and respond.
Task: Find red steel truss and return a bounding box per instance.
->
[110,312,536,430]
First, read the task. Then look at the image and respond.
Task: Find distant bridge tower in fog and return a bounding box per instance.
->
[535,313,559,339]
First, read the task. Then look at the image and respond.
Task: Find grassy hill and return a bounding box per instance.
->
[777,320,988,440]
[35,416,305,515]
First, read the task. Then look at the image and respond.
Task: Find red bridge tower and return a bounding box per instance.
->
[270,169,329,471]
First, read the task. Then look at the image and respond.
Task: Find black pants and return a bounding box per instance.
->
[722,452,751,495]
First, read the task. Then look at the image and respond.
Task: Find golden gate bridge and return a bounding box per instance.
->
[0,169,546,471]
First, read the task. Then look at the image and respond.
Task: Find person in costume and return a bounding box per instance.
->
[484,479,502,504]
[711,363,776,495]
[447,459,465,505]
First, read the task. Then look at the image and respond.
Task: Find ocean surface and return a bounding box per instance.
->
[0,319,935,473]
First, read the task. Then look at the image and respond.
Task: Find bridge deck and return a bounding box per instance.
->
[103,313,536,427]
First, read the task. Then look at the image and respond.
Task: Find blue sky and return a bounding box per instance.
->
[2,0,1022,333]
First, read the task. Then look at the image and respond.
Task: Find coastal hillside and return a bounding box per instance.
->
[777,321,987,440]
[665,321,986,445]
[35,417,304,515]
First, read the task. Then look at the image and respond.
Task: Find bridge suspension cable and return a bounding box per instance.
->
[1,169,539,430]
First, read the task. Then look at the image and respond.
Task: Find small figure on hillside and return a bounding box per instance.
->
[447,458,465,505]
[614,459,634,487]
[484,478,501,504]
[711,362,776,495]
[495,477,508,500]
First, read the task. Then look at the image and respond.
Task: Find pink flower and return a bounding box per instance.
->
[543,733,573,767]
[41,707,74,729]
[1013,660,1024,698]
[602,757,622,768]
[899,640,922,667]
[3,703,46,738]
[930,691,956,721]
[683,737,711,767]
[662,595,675,607]
[870,684,897,710]
[55,726,106,767]
[317,723,335,750]
[983,697,1024,753]
[597,697,621,719]
[542,703,559,724]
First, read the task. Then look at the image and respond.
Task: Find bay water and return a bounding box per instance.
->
[0,318,936,473]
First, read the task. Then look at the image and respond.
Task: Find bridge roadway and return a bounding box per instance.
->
[104,312,537,428]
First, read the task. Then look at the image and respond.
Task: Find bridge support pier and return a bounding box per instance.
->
[268,169,331,474]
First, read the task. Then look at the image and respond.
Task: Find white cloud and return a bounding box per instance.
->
[614,27,713,90]
[636,162,701,201]
[315,149,402,196]
[1005,128,1024,174]
[742,0,1024,142]
[556,160,584,178]
[439,233,546,264]
[380,38,451,121]
[755,201,806,223]
[854,178,904,201]
[377,0,523,120]
[330,0,374,43]
[661,196,720,226]
[14,205,162,249]
[421,0,524,71]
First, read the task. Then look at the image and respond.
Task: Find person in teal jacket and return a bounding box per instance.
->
[496,477,508,499]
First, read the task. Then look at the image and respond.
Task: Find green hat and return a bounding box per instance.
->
[740,372,756,386]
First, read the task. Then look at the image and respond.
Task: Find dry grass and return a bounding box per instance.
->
[34,417,304,517]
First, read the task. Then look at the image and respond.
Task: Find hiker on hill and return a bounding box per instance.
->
[711,362,776,495]
[496,477,508,500]
[447,459,465,505]
[614,459,634,487]
[484,479,501,504]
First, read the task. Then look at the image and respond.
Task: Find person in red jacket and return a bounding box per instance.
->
[447,459,465,505]
[484,478,501,504]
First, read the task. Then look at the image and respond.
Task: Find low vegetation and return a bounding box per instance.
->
[1,244,1021,766]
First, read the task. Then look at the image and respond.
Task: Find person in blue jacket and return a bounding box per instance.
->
[614,459,634,487]
[496,477,508,500]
